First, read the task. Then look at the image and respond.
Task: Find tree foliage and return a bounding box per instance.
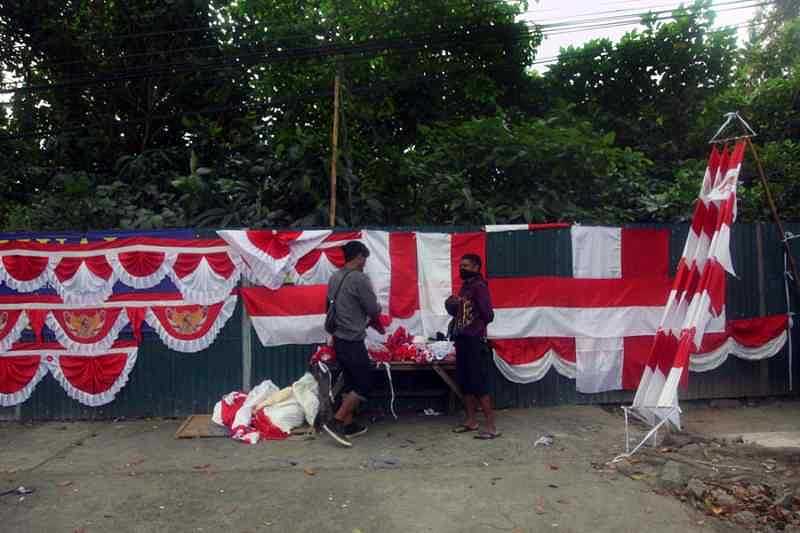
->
[0,0,797,230]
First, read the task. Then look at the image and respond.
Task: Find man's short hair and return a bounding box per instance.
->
[343,240,370,262]
[461,253,482,270]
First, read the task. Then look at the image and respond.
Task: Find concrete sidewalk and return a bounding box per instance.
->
[0,405,727,533]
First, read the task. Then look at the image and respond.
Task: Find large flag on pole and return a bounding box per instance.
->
[632,141,746,427]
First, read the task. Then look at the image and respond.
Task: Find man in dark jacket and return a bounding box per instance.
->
[445,254,498,439]
[322,241,385,447]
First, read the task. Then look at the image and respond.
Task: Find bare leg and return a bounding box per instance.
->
[478,394,496,434]
[335,392,361,426]
[463,394,479,429]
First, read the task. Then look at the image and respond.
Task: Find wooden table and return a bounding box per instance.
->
[372,360,463,414]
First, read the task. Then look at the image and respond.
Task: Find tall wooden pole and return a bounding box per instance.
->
[329,73,341,227]
[746,137,800,293]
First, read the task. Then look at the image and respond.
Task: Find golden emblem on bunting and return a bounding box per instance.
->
[166,306,208,335]
[64,310,106,339]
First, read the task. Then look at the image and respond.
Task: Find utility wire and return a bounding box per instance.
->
[3,0,767,82]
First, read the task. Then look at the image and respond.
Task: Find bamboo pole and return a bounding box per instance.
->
[746,137,800,294]
[329,74,341,227]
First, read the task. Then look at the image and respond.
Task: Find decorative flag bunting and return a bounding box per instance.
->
[0,238,242,305]
[0,293,237,356]
[218,229,333,289]
[0,309,29,352]
[633,141,747,426]
[0,354,49,407]
[293,232,362,285]
[0,341,138,407]
[0,234,240,408]
[145,295,237,353]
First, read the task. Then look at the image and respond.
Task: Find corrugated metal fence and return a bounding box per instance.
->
[3,223,799,420]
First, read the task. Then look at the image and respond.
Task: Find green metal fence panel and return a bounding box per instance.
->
[487,227,572,278]
[11,223,799,420]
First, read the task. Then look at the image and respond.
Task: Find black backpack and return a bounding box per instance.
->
[324,271,353,335]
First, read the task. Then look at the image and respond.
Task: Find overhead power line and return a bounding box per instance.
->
[0,0,768,89]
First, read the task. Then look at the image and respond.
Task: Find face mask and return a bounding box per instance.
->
[459,268,478,280]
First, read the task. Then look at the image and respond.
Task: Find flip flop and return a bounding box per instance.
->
[474,431,502,440]
[452,424,479,433]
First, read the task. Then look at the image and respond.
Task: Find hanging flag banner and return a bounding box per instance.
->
[0,238,242,305]
[633,141,747,426]
[0,341,138,407]
[0,293,238,355]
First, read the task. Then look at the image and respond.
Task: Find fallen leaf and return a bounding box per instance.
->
[711,506,724,516]
[548,484,559,489]
[57,481,74,488]
[304,467,316,476]
[548,465,559,471]
[193,464,211,470]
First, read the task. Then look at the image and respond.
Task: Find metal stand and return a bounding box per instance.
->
[613,405,680,463]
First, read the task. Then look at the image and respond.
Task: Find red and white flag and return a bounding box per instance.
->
[633,141,746,425]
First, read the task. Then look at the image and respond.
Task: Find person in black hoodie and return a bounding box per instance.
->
[445,254,499,439]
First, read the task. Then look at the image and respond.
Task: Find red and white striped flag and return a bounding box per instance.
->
[633,141,746,426]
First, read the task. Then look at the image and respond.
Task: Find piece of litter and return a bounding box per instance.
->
[57,481,74,488]
[1,486,35,497]
[193,464,211,470]
[549,464,560,471]
[483,462,489,467]
[159,506,165,510]
[548,484,559,489]
[535,435,554,447]
[219,489,225,494]
[369,456,400,469]
[304,467,316,476]
[422,408,442,416]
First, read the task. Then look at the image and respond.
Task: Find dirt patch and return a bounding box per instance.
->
[611,427,800,532]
